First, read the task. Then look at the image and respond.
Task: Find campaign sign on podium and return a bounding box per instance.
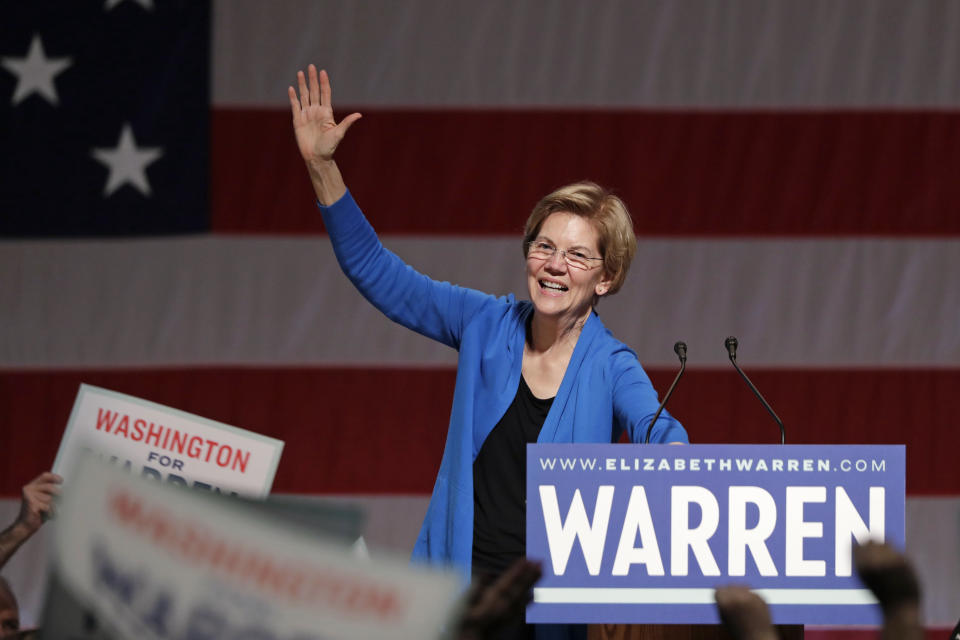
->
[526,444,905,625]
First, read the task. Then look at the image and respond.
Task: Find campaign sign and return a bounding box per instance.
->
[54,384,284,497]
[45,457,462,640]
[526,444,905,625]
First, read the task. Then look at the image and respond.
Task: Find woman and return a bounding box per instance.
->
[289,65,687,580]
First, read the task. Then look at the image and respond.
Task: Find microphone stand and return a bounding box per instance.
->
[725,336,786,444]
[644,341,686,444]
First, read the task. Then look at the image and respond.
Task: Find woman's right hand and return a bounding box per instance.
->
[288,65,361,168]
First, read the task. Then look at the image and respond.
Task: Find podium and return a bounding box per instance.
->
[588,624,803,639]
[527,443,905,633]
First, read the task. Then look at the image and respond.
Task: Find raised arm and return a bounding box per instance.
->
[714,586,778,640]
[0,472,62,571]
[853,541,923,640]
[288,66,500,349]
[288,64,361,205]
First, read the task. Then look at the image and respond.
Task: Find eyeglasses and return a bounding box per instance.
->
[526,241,603,270]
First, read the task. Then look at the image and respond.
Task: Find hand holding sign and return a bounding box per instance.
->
[18,472,62,531]
[0,471,62,573]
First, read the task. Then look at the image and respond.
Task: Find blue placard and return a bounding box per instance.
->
[526,444,905,625]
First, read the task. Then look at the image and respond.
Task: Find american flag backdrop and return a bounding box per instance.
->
[1,1,959,635]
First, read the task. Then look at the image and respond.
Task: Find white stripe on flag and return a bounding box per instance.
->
[213,0,960,108]
[3,237,958,368]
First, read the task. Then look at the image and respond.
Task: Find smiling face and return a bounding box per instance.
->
[526,211,611,326]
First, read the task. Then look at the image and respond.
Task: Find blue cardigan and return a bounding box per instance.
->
[320,191,687,579]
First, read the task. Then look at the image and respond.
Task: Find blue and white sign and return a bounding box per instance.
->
[526,444,904,625]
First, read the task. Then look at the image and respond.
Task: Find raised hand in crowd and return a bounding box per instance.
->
[853,541,923,640]
[288,64,361,204]
[715,541,925,640]
[455,558,542,640]
[714,586,779,640]
[0,472,62,571]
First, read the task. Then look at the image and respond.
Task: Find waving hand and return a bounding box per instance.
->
[288,65,360,203]
[289,65,361,164]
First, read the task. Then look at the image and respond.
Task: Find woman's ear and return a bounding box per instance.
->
[595,277,611,297]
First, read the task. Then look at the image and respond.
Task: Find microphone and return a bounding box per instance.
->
[674,340,688,363]
[725,336,737,360]
[644,341,687,444]
[725,336,785,444]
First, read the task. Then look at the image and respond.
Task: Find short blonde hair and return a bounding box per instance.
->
[523,181,637,296]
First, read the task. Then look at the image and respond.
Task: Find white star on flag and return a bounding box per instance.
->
[1,34,72,106]
[91,123,164,197]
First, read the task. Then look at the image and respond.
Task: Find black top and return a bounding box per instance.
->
[472,375,554,574]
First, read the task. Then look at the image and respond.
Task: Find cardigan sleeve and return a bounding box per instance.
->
[610,349,689,444]
[318,190,501,350]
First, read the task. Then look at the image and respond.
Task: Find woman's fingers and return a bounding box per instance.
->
[338,112,362,135]
[289,66,358,162]
[319,67,332,111]
[291,66,337,118]
[309,64,322,108]
[297,69,309,112]
[288,86,301,120]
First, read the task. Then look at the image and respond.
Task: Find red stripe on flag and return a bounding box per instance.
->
[2,367,957,496]
[212,109,960,236]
